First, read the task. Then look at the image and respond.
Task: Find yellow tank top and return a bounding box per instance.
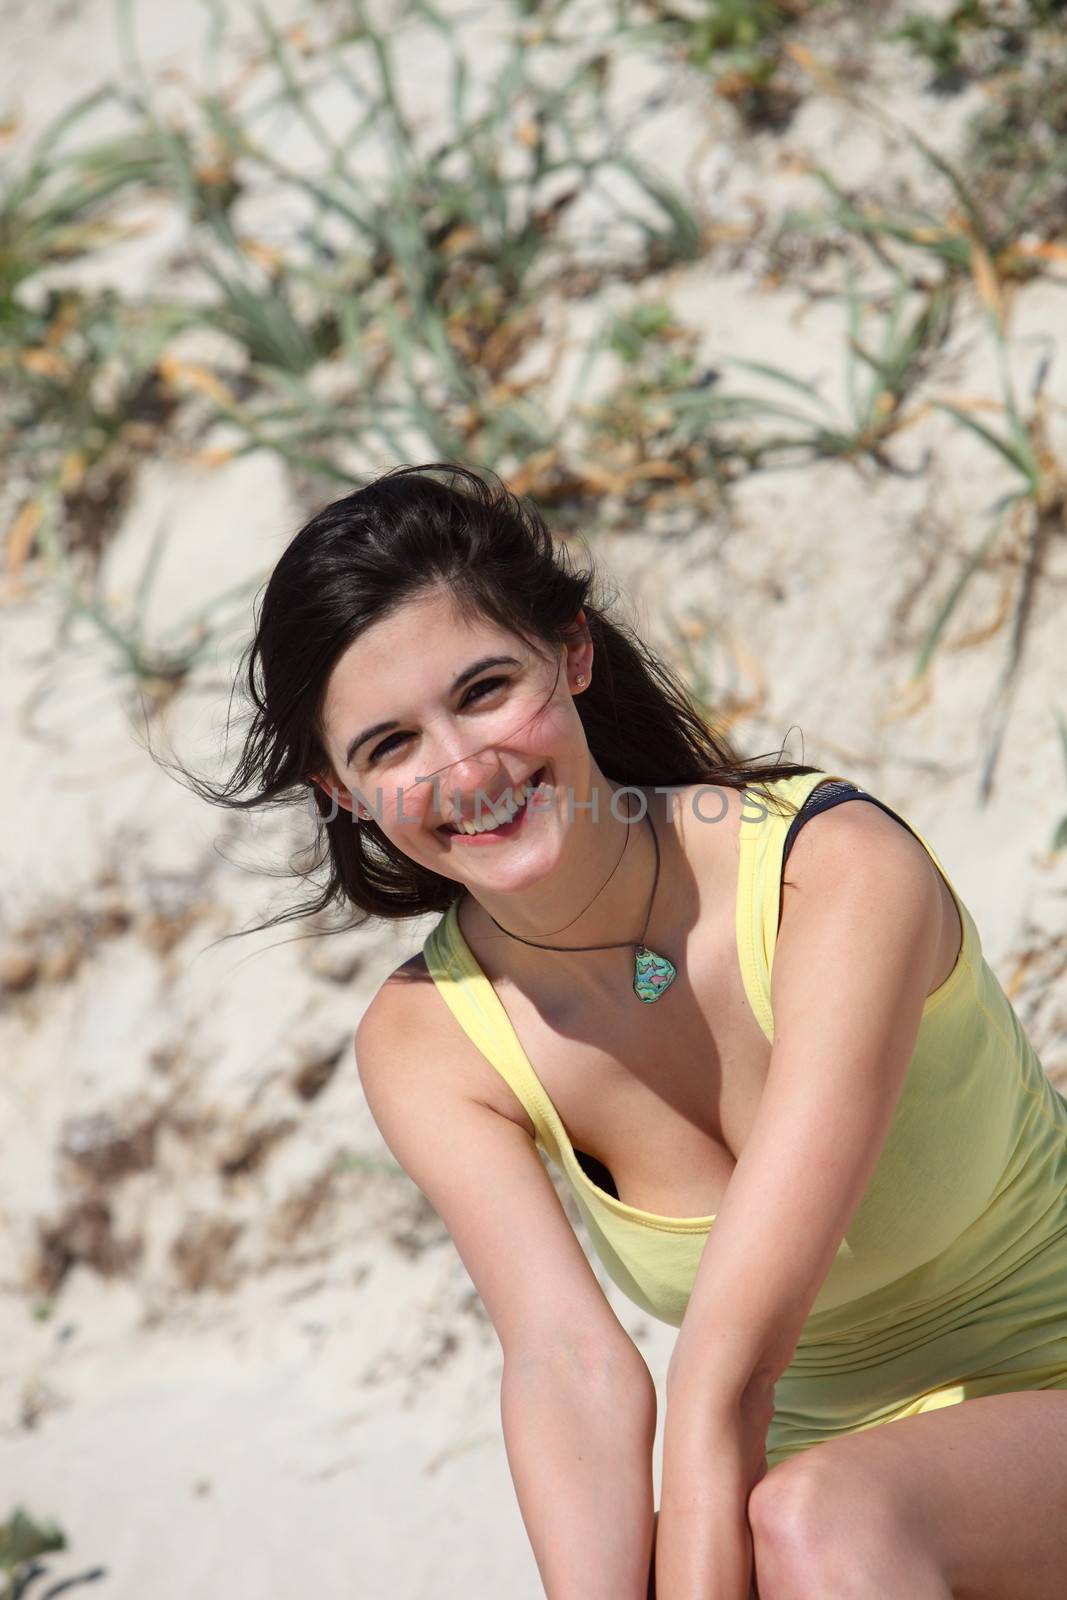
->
[421,770,1067,1462]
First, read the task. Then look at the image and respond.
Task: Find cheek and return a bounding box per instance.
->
[382,813,433,857]
[384,790,432,830]
[529,701,577,750]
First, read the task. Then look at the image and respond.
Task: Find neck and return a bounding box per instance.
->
[461,780,664,961]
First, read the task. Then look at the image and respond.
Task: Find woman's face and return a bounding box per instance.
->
[316,587,595,892]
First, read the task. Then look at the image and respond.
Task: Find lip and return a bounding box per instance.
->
[437,765,548,839]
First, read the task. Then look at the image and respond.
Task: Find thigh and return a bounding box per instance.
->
[749,1390,1067,1600]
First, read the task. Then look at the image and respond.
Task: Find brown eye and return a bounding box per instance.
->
[464,676,507,703]
[369,732,405,762]
[368,678,508,764]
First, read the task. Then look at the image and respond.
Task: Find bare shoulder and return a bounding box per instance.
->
[777,787,956,992]
[355,951,537,1137]
[354,951,429,1041]
[660,777,747,866]
[780,785,939,888]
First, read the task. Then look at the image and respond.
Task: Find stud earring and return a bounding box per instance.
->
[576,674,586,687]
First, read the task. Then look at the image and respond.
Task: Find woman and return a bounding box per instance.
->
[198,463,1067,1599]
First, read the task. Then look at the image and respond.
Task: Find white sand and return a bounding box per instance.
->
[1,1,1065,1595]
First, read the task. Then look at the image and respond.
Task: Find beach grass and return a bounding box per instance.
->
[0,0,1062,796]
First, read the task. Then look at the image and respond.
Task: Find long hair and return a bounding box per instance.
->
[173,462,823,939]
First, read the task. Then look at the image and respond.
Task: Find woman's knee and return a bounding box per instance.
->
[748,1452,936,1600]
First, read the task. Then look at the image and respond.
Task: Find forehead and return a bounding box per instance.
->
[344,587,469,662]
[320,589,535,737]
[339,588,526,674]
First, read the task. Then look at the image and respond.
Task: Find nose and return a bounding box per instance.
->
[435,747,511,821]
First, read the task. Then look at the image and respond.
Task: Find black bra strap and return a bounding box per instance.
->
[782,781,920,870]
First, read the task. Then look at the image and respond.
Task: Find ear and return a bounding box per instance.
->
[564,607,593,690]
[308,773,357,816]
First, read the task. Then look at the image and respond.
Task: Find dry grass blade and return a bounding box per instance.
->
[932,401,1038,483]
[975,389,1067,805]
[1052,711,1067,855]
[910,501,1017,683]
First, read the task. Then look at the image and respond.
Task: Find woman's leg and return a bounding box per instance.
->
[647,1510,657,1598]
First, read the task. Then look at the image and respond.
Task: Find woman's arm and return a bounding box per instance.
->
[354,983,661,1599]
[654,1379,772,1599]
[502,1347,658,1600]
[652,810,944,1598]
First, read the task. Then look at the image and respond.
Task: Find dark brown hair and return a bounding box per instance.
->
[176,462,822,940]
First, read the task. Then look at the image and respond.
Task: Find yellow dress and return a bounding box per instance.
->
[421,769,1067,1466]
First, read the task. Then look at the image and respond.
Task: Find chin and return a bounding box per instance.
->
[445,828,563,893]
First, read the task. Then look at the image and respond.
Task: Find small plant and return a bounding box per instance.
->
[661,604,769,736]
[14,489,266,732]
[911,266,1066,804]
[0,1507,66,1600]
[892,0,1064,93]
[780,55,1061,293]
[801,153,1044,291]
[0,87,191,570]
[614,0,824,129]
[579,302,756,509]
[578,267,956,511]
[2,293,184,569]
[0,86,176,314]
[891,4,984,92]
[723,268,955,473]
[963,51,1067,247]
[151,0,705,468]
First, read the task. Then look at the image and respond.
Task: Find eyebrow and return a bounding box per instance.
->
[344,655,524,767]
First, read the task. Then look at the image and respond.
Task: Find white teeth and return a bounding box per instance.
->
[450,772,542,835]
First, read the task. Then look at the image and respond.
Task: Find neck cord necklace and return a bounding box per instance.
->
[493,793,634,939]
[482,797,678,1004]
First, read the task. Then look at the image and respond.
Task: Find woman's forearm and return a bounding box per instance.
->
[655,1384,773,1600]
[656,1436,754,1600]
[501,1348,658,1600]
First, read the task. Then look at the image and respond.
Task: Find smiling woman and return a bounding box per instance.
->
[330,608,564,847]
[170,460,821,934]
[163,460,828,1593]
[164,461,1067,1600]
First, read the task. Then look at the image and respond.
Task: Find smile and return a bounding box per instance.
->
[438,766,549,838]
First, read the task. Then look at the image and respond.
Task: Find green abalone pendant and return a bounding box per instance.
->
[632,944,677,1003]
